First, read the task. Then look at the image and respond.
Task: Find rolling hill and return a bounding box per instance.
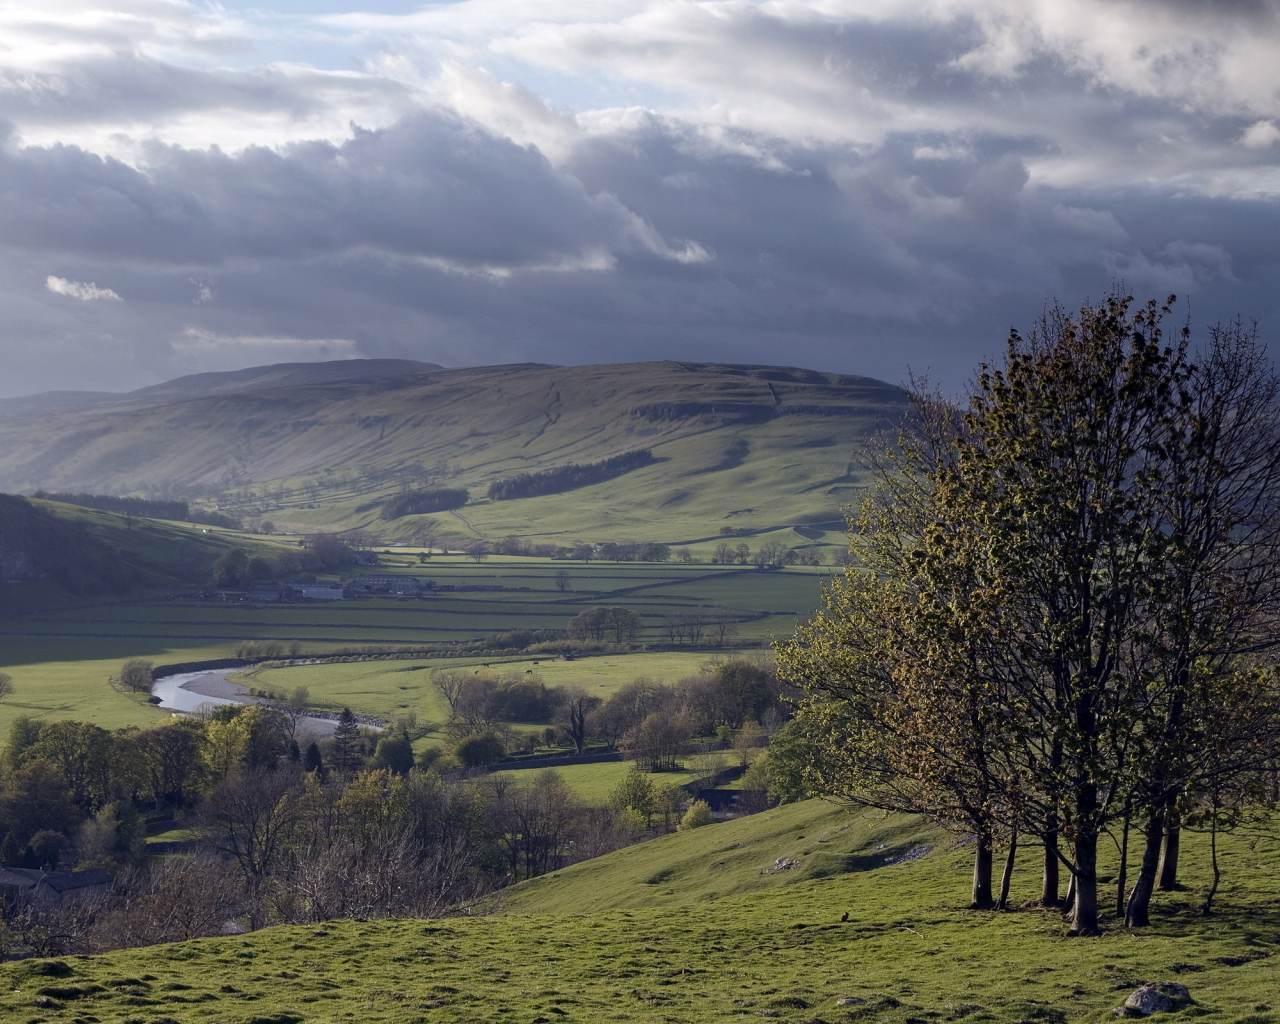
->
[2,800,1274,1023]
[0,360,908,544]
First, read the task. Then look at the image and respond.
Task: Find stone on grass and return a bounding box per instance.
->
[1117,982,1190,1016]
[838,997,867,1006]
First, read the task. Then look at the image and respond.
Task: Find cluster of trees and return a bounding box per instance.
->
[432,659,786,769]
[662,608,739,646]
[487,450,656,501]
[566,606,643,644]
[208,533,367,590]
[380,488,469,520]
[779,297,1280,935]
[711,540,824,567]
[0,709,647,954]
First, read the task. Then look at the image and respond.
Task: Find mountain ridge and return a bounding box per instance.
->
[0,359,909,541]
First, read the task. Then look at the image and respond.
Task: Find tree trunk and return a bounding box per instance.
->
[1202,810,1221,916]
[1157,819,1181,891]
[972,831,995,909]
[997,830,1018,911]
[1070,828,1100,935]
[1041,828,1061,907]
[1064,871,1076,915]
[1115,809,1131,918]
[1124,811,1164,928]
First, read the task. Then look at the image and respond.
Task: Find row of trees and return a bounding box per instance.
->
[486,450,656,501]
[432,660,786,767]
[780,297,1280,934]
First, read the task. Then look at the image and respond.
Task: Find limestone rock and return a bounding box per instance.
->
[1119,982,1190,1016]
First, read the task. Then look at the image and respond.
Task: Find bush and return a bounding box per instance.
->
[678,800,712,831]
[454,732,506,767]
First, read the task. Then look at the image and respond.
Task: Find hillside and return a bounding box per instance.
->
[0,495,291,610]
[3,800,1275,1023]
[0,361,909,544]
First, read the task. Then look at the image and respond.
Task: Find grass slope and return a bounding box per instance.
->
[5,801,1277,1024]
[0,361,907,542]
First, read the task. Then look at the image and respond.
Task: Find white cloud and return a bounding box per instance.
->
[45,275,121,301]
[1242,119,1280,149]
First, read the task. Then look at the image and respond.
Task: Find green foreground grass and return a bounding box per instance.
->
[5,800,1277,1024]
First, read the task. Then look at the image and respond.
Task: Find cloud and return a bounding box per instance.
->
[0,0,1278,397]
[45,275,121,301]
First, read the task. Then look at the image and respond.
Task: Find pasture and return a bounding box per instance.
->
[6,799,1276,1024]
[0,555,827,733]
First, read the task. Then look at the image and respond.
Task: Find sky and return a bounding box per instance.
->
[2,0,1280,397]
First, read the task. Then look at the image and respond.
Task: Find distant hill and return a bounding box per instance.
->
[0,360,909,543]
[0,358,440,418]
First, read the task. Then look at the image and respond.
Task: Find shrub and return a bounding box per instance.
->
[678,800,712,831]
[454,732,506,767]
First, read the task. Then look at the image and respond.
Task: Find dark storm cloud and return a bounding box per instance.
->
[1,0,1279,394]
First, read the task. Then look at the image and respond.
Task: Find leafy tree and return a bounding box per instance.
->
[609,771,657,825]
[371,736,415,775]
[118,658,154,693]
[0,673,12,702]
[211,548,249,588]
[781,295,1280,934]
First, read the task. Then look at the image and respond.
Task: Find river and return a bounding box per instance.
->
[151,669,340,737]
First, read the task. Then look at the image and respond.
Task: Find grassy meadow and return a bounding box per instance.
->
[5,799,1276,1024]
[0,554,830,736]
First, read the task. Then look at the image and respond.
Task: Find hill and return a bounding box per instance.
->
[0,360,908,544]
[0,495,291,611]
[2,800,1274,1023]
[0,358,440,419]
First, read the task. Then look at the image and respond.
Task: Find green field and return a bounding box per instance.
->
[0,556,826,733]
[6,800,1276,1024]
[490,759,705,802]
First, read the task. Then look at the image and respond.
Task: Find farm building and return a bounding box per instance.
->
[344,575,432,596]
[0,867,113,910]
[294,583,345,600]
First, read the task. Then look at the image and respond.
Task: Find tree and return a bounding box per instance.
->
[712,542,734,565]
[780,295,1280,935]
[464,539,489,563]
[211,548,249,589]
[0,673,13,702]
[555,688,600,754]
[609,771,656,825]
[330,708,362,778]
[118,658,154,693]
[620,710,693,772]
[753,540,788,570]
[371,736,415,775]
[554,568,571,593]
